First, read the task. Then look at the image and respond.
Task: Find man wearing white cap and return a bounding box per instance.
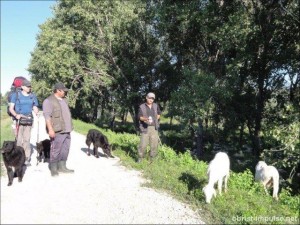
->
[137,92,161,163]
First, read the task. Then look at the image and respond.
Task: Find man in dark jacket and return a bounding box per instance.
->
[137,92,161,163]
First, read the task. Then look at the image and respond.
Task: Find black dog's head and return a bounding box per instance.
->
[1,141,16,154]
[103,143,114,158]
[36,141,43,154]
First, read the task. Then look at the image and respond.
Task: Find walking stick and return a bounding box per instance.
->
[37,112,40,143]
[15,119,20,141]
[36,112,40,166]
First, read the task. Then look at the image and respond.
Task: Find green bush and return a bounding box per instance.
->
[280,188,300,214]
[230,169,256,190]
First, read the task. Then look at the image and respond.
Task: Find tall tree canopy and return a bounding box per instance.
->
[29,0,299,182]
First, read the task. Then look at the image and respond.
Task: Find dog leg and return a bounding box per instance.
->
[45,150,50,161]
[16,167,23,182]
[224,175,229,193]
[94,146,99,158]
[262,181,269,195]
[7,167,14,186]
[87,145,91,156]
[217,179,223,195]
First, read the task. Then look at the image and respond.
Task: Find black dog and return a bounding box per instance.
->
[86,129,114,158]
[1,141,26,186]
[36,139,51,165]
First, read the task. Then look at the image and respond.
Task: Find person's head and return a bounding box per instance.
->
[146,92,155,104]
[53,82,69,98]
[21,80,32,93]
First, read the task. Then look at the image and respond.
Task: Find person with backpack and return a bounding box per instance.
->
[7,76,26,136]
[137,92,161,163]
[9,79,39,166]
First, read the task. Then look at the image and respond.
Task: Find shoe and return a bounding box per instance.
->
[25,161,31,166]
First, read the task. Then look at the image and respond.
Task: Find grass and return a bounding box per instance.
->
[0,106,15,143]
[0,105,16,175]
[1,113,299,224]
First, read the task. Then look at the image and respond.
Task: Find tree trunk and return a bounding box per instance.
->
[196,120,204,159]
[239,122,244,149]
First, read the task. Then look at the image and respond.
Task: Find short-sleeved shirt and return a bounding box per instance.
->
[10,91,39,115]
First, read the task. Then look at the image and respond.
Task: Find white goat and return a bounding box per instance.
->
[255,161,279,200]
[202,152,230,203]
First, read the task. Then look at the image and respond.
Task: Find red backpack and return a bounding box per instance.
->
[12,76,26,88]
[7,76,27,117]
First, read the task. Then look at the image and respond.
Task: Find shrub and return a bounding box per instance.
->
[230,169,255,191]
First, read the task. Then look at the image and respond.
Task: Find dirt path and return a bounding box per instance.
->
[1,114,205,224]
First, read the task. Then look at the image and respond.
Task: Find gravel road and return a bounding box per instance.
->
[1,114,205,224]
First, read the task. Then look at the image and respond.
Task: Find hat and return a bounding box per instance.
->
[146,92,155,99]
[53,82,69,91]
[22,79,31,87]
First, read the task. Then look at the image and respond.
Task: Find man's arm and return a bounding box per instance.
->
[45,118,55,138]
[43,99,55,138]
[138,106,149,122]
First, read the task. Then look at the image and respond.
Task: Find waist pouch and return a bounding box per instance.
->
[19,114,33,126]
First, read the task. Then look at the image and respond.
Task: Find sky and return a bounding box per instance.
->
[1,0,56,95]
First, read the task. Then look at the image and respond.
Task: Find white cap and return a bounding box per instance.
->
[146,92,155,99]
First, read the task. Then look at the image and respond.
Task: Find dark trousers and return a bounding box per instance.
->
[50,133,71,163]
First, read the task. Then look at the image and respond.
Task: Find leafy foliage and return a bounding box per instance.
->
[28,0,300,197]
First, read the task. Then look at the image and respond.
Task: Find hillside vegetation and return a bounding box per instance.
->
[1,106,299,224]
[73,119,300,224]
